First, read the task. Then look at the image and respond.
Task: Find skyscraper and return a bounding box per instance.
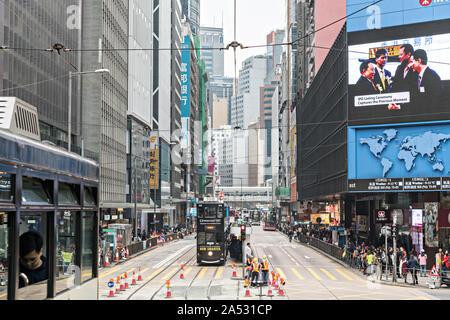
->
[81,0,129,219]
[180,0,200,36]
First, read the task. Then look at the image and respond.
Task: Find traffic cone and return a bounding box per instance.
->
[137,267,143,281]
[105,254,110,267]
[232,269,237,277]
[166,280,171,298]
[116,276,121,294]
[108,279,115,297]
[126,247,129,258]
[120,276,124,291]
[115,250,119,262]
[131,271,137,285]
[267,288,273,296]
[245,288,251,297]
[124,275,129,289]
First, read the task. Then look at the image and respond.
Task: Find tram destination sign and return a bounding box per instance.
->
[198,218,222,225]
[349,177,450,192]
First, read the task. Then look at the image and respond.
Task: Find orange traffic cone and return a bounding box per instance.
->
[105,254,110,267]
[131,271,137,285]
[278,288,285,296]
[125,247,129,259]
[137,267,143,281]
[115,250,119,262]
[120,276,124,291]
[166,280,171,298]
[124,275,129,289]
[267,288,273,296]
[116,276,121,294]
[245,288,251,297]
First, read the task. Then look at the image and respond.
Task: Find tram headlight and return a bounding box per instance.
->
[208,251,213,256]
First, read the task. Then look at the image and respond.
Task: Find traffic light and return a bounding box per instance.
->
[241,224,246,241]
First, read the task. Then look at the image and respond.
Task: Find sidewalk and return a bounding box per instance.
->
[278,230,446,290]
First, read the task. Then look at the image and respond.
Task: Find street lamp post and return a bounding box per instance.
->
[67,69,110,152]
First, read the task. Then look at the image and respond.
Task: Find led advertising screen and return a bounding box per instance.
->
[348,121,450,192]
[348,21,450,126]
[347,0,450,33]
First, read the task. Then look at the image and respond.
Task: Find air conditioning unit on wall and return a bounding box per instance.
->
[0,97,41,141]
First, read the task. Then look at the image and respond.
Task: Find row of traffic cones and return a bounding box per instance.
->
[108,267,143,297]
[243,272,285,297]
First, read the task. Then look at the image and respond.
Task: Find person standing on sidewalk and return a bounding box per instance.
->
[418,249,427,277]
[435,248,443,273]
[366,251,374,275]
[443,250,449,274]
[401,255,409,283]
[408,253,418,285]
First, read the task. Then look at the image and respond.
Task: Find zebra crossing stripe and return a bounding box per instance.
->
[335,268,353,281]
[320,268,337,280]
[291,268,304,280]
[307,268,322,280]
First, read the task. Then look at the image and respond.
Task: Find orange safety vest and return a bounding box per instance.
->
[252,262,260,272]
[262,260,269,271]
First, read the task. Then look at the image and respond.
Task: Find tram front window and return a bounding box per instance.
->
[56,211,76,294]
[197,232,206,245]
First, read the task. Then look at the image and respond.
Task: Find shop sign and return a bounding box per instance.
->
[375,209,390,224]
[412,209,423,227]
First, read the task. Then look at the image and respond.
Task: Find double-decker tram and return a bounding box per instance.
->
[196,201,226,265]
[263,211,277,231]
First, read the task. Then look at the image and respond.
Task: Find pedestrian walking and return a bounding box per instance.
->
[418,249,427,277]
[245,243,253,261]
[401,256,409,283]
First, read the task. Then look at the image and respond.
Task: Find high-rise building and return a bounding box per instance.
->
[154,0,183,229]
[296,0,346,96]
[127,0,154,233]
[81,0,129,219]
[180,0,200,36]
[199,26,224,77]
[0,1,82,152]
[230,55,267,129]
[265,30,285,84]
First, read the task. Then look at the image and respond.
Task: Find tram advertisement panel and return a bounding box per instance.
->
[348,21,450,126]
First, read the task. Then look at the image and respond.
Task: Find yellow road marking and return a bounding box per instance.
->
[276,267,287,280]
[198,267,208,279]
[99,265,122,278]
[184,266,193,276]
[140,267,150,274]
[291,268,304,280]
[0,293,6,298]
[146,267,164,281]
[162,267,179,280]
[307,268,322,281]
[320,268,337,280]
[215,267,224,279]
[335,268,353,281]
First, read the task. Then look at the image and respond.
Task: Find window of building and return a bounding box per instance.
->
[0,172,13,202]
[58,183,79,206]
[81,212,95,283]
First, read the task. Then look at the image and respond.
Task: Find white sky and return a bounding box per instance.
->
[200,0,286,78]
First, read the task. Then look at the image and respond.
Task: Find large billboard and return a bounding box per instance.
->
[347,0,450,33]
[348,121,450,192]
[181,36,191,150]
[348,21,450,126]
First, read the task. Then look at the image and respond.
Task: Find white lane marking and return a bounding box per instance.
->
[279,246,299,266]
[305,256,310,259]
[152,245,194,269]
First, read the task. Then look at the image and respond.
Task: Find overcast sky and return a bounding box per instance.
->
[200,0,286,78]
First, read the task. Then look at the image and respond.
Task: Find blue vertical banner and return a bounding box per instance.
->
[181,36,191,150]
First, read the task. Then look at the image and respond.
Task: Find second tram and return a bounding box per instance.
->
[196,202,226,265]
[263,211,277,231]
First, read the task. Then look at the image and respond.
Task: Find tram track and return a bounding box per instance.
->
[126,245,197,300]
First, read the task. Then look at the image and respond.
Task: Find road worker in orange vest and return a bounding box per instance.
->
[261,255,269,285]
[246,256,253,279]
[251,258,260,287]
